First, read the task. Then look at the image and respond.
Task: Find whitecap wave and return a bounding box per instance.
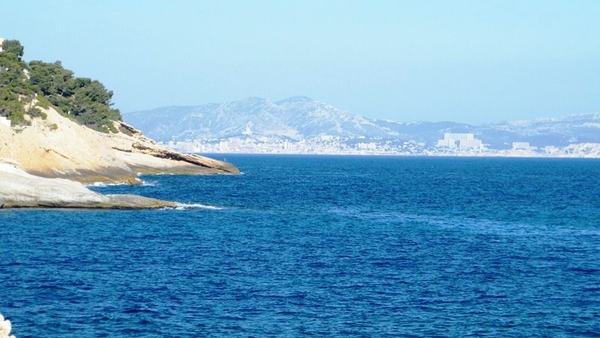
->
[141,180,159,187]
[175,203,224,210]
[86,182,127,187]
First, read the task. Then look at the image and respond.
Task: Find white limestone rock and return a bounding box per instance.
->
[0,158,176,209]
[0,313,16,338]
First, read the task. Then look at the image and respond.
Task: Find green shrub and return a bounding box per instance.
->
[8,106,29,126]
[27,107,47,119]
[28,60,123,132]
[36,95,51,109]
[1,40,124,133]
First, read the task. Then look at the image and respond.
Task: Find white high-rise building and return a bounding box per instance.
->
[512,142,535,151]
[436,133,483,150]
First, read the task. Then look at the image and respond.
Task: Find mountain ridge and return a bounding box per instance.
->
[124,96,600,151]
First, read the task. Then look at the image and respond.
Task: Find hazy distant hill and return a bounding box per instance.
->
[125,97,600,149]
[125,96,392,141]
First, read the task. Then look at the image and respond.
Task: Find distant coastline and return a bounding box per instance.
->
[187,152,600,159]
[124,97,600,160]
[164,139,600,159]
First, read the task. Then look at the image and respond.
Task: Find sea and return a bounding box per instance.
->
[1,155,599,337]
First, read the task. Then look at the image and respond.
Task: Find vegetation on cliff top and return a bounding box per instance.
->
[0,39,122,133]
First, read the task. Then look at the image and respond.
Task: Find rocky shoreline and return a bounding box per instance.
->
[0,106,239,184]
[0,104,239,209]
[0,159,177,209]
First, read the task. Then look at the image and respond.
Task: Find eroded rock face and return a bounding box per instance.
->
[129,140,239,173]
[0,105,238,184]
[0,103,238,207]
[0,159,176,209]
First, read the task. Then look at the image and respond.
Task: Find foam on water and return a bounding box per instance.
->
[175,203,224,210]
[140,180,159,187]
[86,182,127,188]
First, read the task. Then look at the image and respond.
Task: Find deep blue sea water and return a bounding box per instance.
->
[1,155,600,337]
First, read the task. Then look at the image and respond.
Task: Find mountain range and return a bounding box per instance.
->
[124,96,600,150]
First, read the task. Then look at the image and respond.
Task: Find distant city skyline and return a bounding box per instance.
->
[2,0,599,124]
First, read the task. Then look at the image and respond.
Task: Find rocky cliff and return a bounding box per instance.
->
[0,37,238,208]
[0,102,239,209]
[0,103,238,184]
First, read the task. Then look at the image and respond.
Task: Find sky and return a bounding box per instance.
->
[2,0,599,124]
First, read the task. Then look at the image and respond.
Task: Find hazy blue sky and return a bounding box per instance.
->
[2,1,599,124]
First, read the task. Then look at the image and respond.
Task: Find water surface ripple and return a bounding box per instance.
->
[1,156,599,336]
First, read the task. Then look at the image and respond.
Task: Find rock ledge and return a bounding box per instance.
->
[0,159,175,209]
